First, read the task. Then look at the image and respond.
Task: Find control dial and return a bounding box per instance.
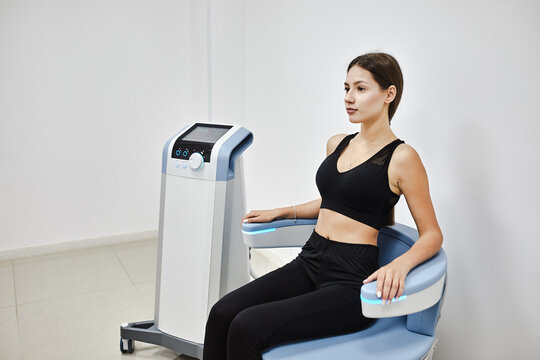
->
[189,152,204,170]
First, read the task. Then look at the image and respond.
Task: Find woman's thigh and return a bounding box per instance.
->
[214,258,315,315]
[227,284,374,356]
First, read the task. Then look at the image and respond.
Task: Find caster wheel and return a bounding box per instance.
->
[120,338,134,354]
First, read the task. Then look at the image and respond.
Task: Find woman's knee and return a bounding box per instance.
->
[227,308,266,352]
[207,296,239,327]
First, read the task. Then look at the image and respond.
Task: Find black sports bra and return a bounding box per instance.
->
[315,133,405,230]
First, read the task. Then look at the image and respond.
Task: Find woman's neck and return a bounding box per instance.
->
[356,116,395,144]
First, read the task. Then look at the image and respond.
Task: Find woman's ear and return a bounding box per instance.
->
[385,85,397,103]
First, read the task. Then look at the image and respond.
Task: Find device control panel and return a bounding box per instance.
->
[171,124,232,163]
[164,123,252,181]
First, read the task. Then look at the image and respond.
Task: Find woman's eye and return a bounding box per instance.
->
[357,87,365,91]
[344,87,350,92]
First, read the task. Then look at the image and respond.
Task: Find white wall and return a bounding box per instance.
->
[1,0,539,358]
[0,0,198,252]
[238,0,540,359]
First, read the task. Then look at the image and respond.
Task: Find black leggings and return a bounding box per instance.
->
[203,230,379,360]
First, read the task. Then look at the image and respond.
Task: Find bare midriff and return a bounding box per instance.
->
[314,208,379,246]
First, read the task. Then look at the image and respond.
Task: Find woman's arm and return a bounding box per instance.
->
[241,199,321,223]
[363,144,443,303]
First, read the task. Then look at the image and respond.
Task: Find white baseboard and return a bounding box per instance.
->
[0,230,159,261]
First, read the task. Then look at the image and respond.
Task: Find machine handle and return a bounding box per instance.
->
[228,133,254,179]
[216,127,254,181]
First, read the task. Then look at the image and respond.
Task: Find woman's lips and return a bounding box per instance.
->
[346,108,357,114]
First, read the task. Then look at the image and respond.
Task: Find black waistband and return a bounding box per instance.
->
[307,230,379,256]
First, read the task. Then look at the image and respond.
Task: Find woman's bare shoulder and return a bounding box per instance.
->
[390,142,428,181]
[326,133,348,156]
[392,142,422,166]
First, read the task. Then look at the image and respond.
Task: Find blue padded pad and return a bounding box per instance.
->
[378,225,416,266]
[407,298,443,337]
[242,219,317,232]
[262,316,433,360]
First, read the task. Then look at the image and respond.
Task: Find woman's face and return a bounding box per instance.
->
[344,66,390,124]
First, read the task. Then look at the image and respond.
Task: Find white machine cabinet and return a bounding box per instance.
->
[120,123,253,358]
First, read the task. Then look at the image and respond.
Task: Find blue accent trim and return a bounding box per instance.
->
[216,128,253,181]
[242,228,276,235]
[162,125,189,174]
[360,295,407,305]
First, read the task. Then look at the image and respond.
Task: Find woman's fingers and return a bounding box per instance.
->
[363,269,378,284]
[373,267,405,304]
[381,269,393,303]
[241,209,275,223]
[396,278,405,299]
[376,270,385,300]
[365,261,410,304]
[389,275,399,302]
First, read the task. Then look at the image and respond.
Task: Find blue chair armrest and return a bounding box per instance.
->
[242,219,317,248]
[361,248,447,318]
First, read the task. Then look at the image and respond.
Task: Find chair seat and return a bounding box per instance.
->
[262,316,434,360]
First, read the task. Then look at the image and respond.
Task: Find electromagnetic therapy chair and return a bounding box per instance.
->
[242,219,447,360]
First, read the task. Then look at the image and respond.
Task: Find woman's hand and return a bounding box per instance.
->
[363,258,412,304]
[241,209,282,224]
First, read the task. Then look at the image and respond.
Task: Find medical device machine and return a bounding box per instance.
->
[120,123,253,358]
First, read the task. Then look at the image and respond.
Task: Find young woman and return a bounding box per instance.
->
[203,52,443,360]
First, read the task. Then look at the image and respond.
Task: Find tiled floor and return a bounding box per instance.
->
[0,239,294,360]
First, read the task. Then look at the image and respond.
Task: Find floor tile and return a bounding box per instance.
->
[0,261,16,308]
[113,240,158,285]
[14,247,132,305]
[250,248,291,277]
[0,306,20,360]
[8,240,288,360]
[134,282,156,313]
[85,341,184,359]
[17,286,152,360]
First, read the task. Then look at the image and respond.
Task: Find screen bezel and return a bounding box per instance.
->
[178,123,232,144]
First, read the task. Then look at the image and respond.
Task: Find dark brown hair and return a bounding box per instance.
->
[347,53,404,122]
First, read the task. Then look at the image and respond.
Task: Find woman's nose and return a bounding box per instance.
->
[344,92,353,104]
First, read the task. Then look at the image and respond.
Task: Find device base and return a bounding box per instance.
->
[120,320,203,359]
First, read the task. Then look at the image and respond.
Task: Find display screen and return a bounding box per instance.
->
[181,125,231,144]
[171,123,232,163]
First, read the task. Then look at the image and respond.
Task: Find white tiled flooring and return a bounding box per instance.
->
[0,240,292,360]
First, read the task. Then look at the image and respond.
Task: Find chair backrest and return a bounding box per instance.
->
[378,223,447,337]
